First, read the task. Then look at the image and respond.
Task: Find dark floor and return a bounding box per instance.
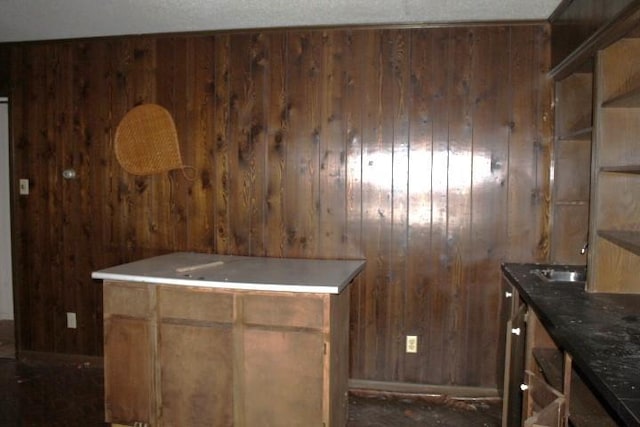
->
[0,321,502,426]
[0,320,13,359]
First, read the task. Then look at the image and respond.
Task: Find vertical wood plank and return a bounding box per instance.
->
[420,28,452,385]
[507,25,550,263]
[153,38,179,252]
[443,27,474,385]
[70,40,110,355]
[155,37,192,252]
[108,38,131,259]
[467,26,510,386]
[385,29,411,380]
[405,28,437,382]
[128,38,157,259]
[213,34,231,254]
[249,32,268,256]
[358,29,393,380]
[318,30,347,259]
[22,45,56,351]
[187,36,217,253]
[344,29,366,376]
[264,32,288,258]
[285,31,322,258]
[228,33,254,255]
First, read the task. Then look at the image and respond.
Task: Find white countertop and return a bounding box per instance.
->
[92,252,366,294]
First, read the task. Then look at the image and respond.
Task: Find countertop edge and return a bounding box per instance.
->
[92,254,366,295]
[92,271,346,294]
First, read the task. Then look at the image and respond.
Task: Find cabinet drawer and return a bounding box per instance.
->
[243,293,325,329]
[158,286,233,323]
[104,282,152,318]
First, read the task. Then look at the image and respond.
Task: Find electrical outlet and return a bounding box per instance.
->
[66,312,77,329]
[406,335,417,353]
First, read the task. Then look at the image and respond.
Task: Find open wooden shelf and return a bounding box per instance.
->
[598,230,640,256]
[600,165,640,174]
[552,71,592,265]
[557,126,593,141]
[602,86,640,108]
[590,36,640,294]
[555,200,588,206]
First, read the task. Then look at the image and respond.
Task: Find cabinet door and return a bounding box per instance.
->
[104,317,154,424]
[157,286,235,426]
[104,282,155,425]
[502,304,527,427]
[158,322,233,426]
[497,279,517,395]
[242,328,325,426]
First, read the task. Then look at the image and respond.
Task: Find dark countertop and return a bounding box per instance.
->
[502,263,640,427]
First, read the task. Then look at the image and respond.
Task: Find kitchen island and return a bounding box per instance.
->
[92,252,365,427]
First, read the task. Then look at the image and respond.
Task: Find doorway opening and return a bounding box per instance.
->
[0,96,15,358]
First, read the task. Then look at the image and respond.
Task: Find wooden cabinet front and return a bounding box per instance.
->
[242,328,324,426]
[104,282,155,425]
[157,286,234,426]
[158,323,234,426]
[241,292,327,426]
[502,302,527,427]
[103,281,350,426]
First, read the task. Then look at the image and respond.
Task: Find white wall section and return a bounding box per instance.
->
[0,98,13,320]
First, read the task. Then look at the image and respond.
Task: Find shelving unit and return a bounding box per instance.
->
[588,36,640,293]
[551,71,593,264]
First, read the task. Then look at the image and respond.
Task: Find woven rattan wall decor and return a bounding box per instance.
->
[114,104,193,178]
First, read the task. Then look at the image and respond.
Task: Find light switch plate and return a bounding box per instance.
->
[66,312,77,329]
[19,179,29,195]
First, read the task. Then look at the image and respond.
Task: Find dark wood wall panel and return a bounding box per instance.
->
[7,24,550,388]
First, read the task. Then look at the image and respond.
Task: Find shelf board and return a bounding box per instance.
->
[598,230,640,256]
[602,87,640,108]
[554,200,588,206]
[557,127,593,141]
[600,165,640,174]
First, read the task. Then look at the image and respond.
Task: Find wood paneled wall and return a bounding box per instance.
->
[6,24,551,388]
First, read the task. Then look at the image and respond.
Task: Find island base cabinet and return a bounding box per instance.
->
[103,281,350,427]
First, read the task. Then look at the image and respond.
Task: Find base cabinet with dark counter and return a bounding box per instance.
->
[500,263,640,427]
[95,252,365,427]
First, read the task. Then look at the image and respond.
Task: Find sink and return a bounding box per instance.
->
[531,268,586,283]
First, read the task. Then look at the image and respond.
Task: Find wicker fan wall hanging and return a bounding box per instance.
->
[114,104,194,179]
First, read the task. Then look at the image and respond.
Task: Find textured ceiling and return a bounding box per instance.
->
[0,0,563,43]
